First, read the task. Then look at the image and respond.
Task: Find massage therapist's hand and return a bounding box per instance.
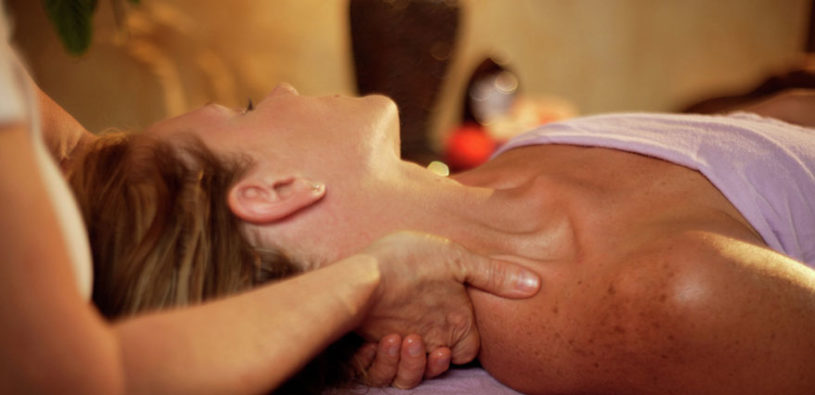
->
[356,231,541,366]
[354,334,452,389]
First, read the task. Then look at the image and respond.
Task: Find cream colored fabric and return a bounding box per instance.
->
[0,6,23,122]
[1,6,93,300]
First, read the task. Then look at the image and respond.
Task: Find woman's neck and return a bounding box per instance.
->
[257,153,576,270]
[369,159,574,265]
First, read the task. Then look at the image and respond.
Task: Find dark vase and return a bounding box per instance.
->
[349,0,461,165]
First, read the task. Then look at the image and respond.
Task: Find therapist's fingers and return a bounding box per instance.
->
[364,334,401,387]
[455,255,541,299]
[392,335,427,389]
[425,347,452,379]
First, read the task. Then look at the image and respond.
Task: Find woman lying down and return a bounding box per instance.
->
[69,84,815,394]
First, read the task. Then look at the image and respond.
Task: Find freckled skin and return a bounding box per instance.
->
[463,145,815,394]
[149,87,815,392]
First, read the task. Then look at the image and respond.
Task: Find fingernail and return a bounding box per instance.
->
[433,350,451,364]
[518,271,540,293]
[408,341,423,357]
[387,342,400,357]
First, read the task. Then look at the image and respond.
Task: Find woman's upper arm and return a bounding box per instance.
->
[469,231,815,394]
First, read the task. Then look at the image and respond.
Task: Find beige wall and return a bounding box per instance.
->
[8,0,809,142]
[9,0,355,132]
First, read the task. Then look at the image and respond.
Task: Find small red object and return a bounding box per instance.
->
[445,124,497,171]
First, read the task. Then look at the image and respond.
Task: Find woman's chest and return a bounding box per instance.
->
[493,145,763,267]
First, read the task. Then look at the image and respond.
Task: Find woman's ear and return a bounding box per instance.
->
[227,172,326,224]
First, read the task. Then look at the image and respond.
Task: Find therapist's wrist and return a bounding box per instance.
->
[326,253,382,327]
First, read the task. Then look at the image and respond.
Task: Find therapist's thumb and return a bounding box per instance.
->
[460,258,541,298]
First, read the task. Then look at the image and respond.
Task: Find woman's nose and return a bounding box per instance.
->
[269,82,299,97]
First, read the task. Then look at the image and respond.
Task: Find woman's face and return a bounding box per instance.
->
[145,84,402,265]
[146,84,401,180]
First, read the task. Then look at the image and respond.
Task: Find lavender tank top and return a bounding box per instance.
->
[493,112,815,267]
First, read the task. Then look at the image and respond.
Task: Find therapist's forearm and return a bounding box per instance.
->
[114,255,380,395]
[0,126,125,394]
[2,123,380,394]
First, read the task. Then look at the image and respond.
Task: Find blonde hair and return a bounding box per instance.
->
[67,132,362,393]
[68,132,297,317]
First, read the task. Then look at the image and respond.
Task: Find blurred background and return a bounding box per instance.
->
[7,0,812,167]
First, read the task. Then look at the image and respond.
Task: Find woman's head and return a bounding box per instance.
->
[68,131,298,317]
[68,131,365,393]
[70,84,405,314]
[145,83,405,268]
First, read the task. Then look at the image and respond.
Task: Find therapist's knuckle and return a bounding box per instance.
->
[443,243,468,275]
[447,310,474,345]
[484,260,508,291]
[451,333,480,364]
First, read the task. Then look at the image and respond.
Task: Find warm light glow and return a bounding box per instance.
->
[427,161,450,177]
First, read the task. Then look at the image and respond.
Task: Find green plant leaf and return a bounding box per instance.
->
[42,0,99,55]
